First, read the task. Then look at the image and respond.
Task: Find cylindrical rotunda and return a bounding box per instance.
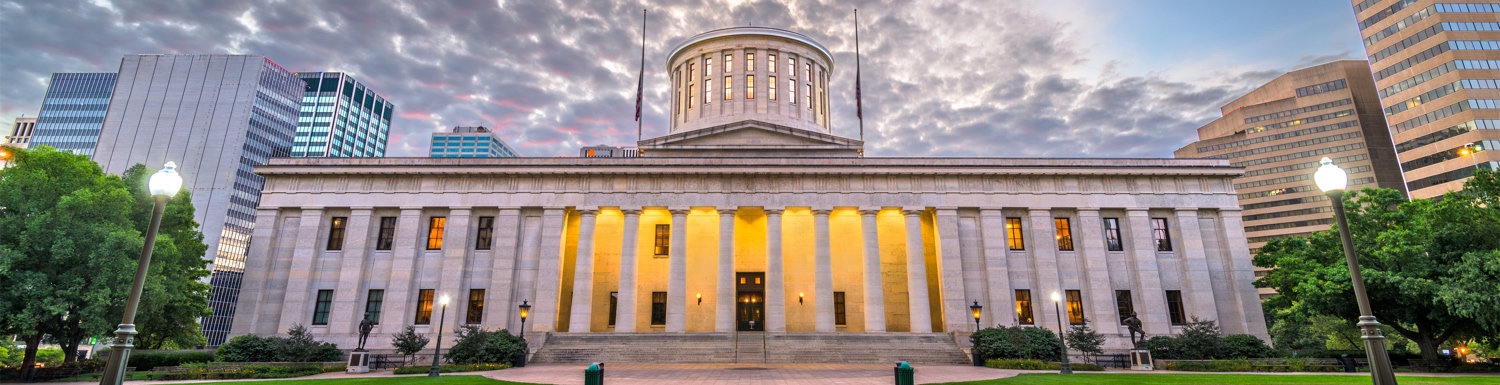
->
[666,27,833,134]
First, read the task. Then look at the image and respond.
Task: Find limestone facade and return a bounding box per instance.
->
[668,27,833,134]
[228,156,1270,352]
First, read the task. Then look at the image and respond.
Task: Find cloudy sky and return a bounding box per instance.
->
[0,0,1366,158]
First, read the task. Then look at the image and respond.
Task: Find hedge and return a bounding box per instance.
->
[393,363,510,375]
[984,358,1105,371]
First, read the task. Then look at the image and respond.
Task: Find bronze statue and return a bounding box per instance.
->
[1123,312,1145,350]
[357,313,374,351]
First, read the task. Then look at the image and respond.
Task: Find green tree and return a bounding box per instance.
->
[1254,169,1500,360]
[391,325,431,365]
[119,164,211,350]
[1065,318,1105,364]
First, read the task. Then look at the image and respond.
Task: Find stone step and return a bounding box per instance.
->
[530,332,969,365]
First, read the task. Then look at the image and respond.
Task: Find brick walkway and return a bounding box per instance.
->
[483,363,1021,385]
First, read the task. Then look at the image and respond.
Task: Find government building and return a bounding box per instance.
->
[230,27,1268,362]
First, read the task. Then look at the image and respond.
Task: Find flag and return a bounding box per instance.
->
[635,9,646,123]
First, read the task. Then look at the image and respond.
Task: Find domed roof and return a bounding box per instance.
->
[666,27,834,72]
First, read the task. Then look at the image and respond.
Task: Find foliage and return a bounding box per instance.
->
[139,363,330,381]
[1158,358,1253,372]
[392,362,510,374]
[121,165,212,350]
[216,324,342,363]
[1255,170,1500,360]
[33,348,65,366]
[0,338,16,367]
[1143,318,1273,360]
[127,350,215,371]
[1221,334,1276,360]
[444,326,527,366]
[970,326,1064,362]
[982,358,1104,371]
[391,325,431,360]
[1064,318,1105,363]
[939,372,1500,384]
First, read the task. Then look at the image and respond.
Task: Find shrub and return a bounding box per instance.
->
[216,335,279,362]
[444,326,527,366]
[1161,358,1252,372]
[1145,318,1274,360]
[394,362,510,375]
[971,326,1063,362]
[1221,334,1275,359]
[984,358,1104,371]
[391,325,431,363]
[128,351,215,371]
[216,324,342,363]
[1065,318,1106,363]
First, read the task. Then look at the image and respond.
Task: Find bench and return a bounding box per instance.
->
[27,367,83,382]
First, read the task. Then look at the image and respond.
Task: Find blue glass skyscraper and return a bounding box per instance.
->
[28,73,117,155]
[91,54,303,346]
[429,126,519,157]
[293,72,391,158]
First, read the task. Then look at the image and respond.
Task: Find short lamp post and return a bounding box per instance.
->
[100,162,183,385]
[1314,157,1398,385]
[1051,291,1073,375]
[428,294,450,377]
[517,300,531,368]
[970,301,985,366]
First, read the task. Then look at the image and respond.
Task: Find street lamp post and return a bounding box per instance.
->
[428,294,450,377]
[517,300,531,368]
[1051,291,1072,374]
[970,300,984,366]
[100,162,183,385]
[1314,157,1398,385]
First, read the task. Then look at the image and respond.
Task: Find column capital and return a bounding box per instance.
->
[1076,208,1101,216]
[811,208,833,216]
[901,208,925,217]
[300,207,325,213]
[1125,207,1151,215]
[668,207,690,216]
[858,208,881,217]
[448,207,473,215]
[351,206,375,212]
[763,207,785,216]
[1173,208,1201,215]
[619,208,643,216]
[575,207,600,216]
[978,207,1005,214]
[399,206,424,211]
[1027,208,1052,215]
[718,207,738,216]
[497,207,523,214]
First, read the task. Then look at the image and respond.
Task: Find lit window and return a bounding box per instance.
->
[724,54,732,73]
[746,53,754,71]
[1152,218,1173,251]
[768,76,777,100]
[724,76,732,100]
[326,217,347,251]
[1006,218,1024,250]
[1015,290,1034,325]
[654,224,670,256]
[768,54,776,72]
[706,57,713,76]
[788,58,796,74]
[705,79,712,103]
[426,217,446,250]
[1054,218,1074,251]
[789,79,797,103]
[1066,290,1084,325]
[746,75,755,99]
[415,289,434,325]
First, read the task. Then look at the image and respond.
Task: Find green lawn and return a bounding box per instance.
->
[933,373,1500,385]
[199,375,545,385]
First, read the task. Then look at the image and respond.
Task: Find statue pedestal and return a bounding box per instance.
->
[347,351,370,373]
[1129,350,1153,371]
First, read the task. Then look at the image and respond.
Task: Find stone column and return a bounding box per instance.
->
[436,208,472,327]
[382,207,424,333]
[859,208,886,332]
[488,208,522,332]
[232,208,283,335]
[1126,209,1170,335]
[277,208,323,332]
[615,208,642,332]
[1076,209,1120,332]
[903,208,933,333]
[1027,208,1061,330]
[530,208,568,334]
[1219,210,1269,338]
[812,208,835,332]
[764,208,787,332]
[666,208,689,332]
[330,208,374,337]
[567,208,600,333]
[1174,209,1218,324]
[977,209,1015,327]
[716,208,738,332]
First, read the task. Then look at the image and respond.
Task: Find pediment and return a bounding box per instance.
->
[639,120,862,149]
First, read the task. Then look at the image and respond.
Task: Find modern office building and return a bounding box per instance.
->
[1353,0,1500,198]
[1174,61,1407,298]
[292,72,392,158]
[6,117,36,148]
[26,73,118,155]
[233,27,1269,362]
[90,54,304,346]
[429,126,519,158]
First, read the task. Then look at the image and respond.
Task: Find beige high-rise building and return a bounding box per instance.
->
[1174,61,1406,298]
[1354,0,1500,199]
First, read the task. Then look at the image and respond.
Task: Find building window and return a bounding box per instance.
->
[654,224,670,256]
[1054,218,1074,251]
[746,75,755,99]
[1006,218,1025,250]
[651,292,667,325]
[466,289,485,324]
[312,290,333,325]
[1114,290,1133,323]
[1165,290,1186,325]
[475,216,495,250]
[415,289,435,325]
[724,54,732,73]
[834,292,847,325]
[608,292,618,326]
[705,79,712,103]
[365,289,384,324]
[688,84,695,107]
[806,62,812,81]
[326,217,347,251]
[746,53,754,71]
[806,84,813,108]
[1065,290,1084,325]
[788,57,796,75]
[427,217,446,250]
[769,54,776,72]
[1103,218,1123,251]
[769,76,777,100]
[724,76,732,100]
[376,217,396,250]
[789,79,797,104]
[1152,218,1173,251]
[705,57,713,76]
[1015,290,1034,325]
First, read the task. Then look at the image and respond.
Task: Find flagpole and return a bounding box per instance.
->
[636,9,647,142]
[855,9,864,144]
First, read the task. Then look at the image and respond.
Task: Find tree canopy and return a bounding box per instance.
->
[1254,169,1500,360]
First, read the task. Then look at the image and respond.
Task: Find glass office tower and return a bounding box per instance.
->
[292,72,391,158]
[429,126,519,157]
[27,73,118,155]
[91,54,303,346]
[1353,0,1500,198]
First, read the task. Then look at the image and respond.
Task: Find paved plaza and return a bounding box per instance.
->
[483,363,1020,385]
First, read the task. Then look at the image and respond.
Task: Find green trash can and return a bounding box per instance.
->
[894,361,914,385]
[585,363,603,385]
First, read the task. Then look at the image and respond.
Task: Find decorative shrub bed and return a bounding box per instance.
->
[393,363,511,375]
[985,358,1104,371]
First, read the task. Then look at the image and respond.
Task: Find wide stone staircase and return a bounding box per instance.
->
[528,332,969,364]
